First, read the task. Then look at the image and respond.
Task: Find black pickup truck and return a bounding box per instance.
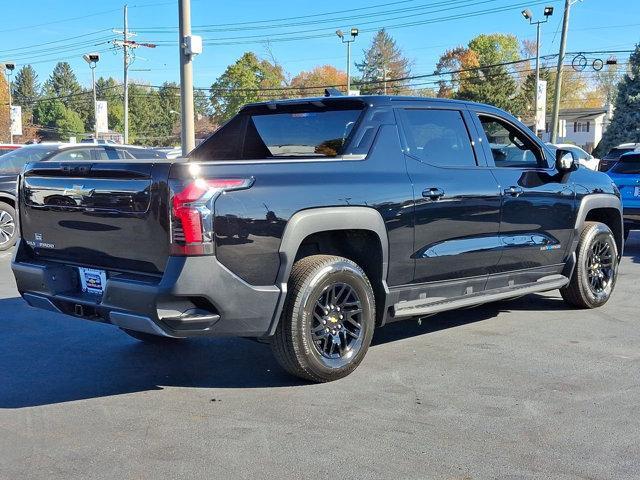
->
[11,95,623,382]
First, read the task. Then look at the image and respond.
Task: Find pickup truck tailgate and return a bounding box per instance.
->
[19,161,172,274]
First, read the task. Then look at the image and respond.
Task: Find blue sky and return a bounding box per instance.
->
[1,0,638,90]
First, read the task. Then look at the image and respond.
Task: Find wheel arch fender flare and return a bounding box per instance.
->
[267,206,390,336]
[574,193,624,255]
[0,192,16,206]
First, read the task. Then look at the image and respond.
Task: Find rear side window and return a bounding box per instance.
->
[399,109,476,167]
[190,103,364,161]
[611,154,640,174]
[51,149,93,161]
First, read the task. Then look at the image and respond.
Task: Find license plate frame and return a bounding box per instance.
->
[78,267,107,295]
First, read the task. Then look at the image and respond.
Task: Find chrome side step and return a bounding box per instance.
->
[392,274,569,319]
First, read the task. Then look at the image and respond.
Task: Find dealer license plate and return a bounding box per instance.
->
[78,267,107,295]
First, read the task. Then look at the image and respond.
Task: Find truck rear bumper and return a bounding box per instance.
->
[11,241,282,338]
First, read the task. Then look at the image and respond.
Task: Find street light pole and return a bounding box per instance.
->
[83,54,100,141]
[336,28,358,95]
[522,6,553,136]
[178,0,196,156]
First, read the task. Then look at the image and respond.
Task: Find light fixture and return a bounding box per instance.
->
[521,9,533,20]
[83,53,100,64]
[544,6,554,17]
[350,28,359,37]
[336,30,344,39]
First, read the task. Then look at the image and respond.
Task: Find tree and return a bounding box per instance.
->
[194,89,211,117]
[12,65,39,113]
[356,29,411,95]
[43,62,82,108]
[209,52,286,123]
[595,44,640,156]
[32,99,84,141]
[128,83,163,145]
[0,74,10,143]
[95,76,124,133]
[435,34,524,115]
[290,65,347,97]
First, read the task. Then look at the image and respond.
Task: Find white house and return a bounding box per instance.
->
[538,106,614,153]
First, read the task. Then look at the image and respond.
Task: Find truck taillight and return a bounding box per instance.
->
[170,177,253,255]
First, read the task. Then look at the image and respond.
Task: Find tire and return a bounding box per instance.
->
[271,255,376,383]
[561,221,618,308]
[120,328,182,344]
[0,203,17,252]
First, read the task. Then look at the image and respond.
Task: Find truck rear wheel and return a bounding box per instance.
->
[561,221,618,308]
[271,255,376,382]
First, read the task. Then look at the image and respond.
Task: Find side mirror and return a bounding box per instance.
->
[555,148,578,172]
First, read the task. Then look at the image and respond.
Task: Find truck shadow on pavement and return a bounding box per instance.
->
[0,290,570,409]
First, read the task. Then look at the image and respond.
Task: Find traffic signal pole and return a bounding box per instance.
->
[550,0,571,143]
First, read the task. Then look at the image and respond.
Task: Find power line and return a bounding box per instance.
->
[0,30,113,56]
[0,9,120,34]
[140,0,488,34]
[137,0,425,31]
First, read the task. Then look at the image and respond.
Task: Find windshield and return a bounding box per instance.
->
[0,146,58,175]
[611,154,640,174]
[190,102,364,161]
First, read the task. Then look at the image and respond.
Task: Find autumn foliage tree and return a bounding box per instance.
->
[209,52,286,123]
[290,65,347,97]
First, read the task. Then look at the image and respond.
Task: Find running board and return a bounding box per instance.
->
[391,275,569,319]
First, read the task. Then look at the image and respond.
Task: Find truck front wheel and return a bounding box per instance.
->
[271,255,376,382]
[561,221,619,308]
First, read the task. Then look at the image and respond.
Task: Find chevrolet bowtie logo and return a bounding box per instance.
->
[63,185,95,197]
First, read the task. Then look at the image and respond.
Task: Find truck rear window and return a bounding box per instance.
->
[190,103,364,160]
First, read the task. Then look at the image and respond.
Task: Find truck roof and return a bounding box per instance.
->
[242,94,484,110]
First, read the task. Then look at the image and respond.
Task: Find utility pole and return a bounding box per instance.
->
[113,6,155,145]
[550,0,572,143]
[178,0,195,156]
[123,4,129,144]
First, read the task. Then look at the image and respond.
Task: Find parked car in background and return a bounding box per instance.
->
[0,144,22,156]
[0,143,166,251]
[548,143,600,171]
[156,146,183,159]
[599,143,640,172]
[607,151,640,240]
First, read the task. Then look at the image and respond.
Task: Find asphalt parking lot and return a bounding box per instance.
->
[1,237,639,480]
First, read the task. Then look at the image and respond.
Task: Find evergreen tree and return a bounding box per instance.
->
[356,29,411,95]
[95,76,124,133]
[12,65,39,113]
[595,44,640,156]
[43,62,82,108]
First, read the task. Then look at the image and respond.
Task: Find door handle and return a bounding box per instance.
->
[423,187,445,200]
[504,186,524,197]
